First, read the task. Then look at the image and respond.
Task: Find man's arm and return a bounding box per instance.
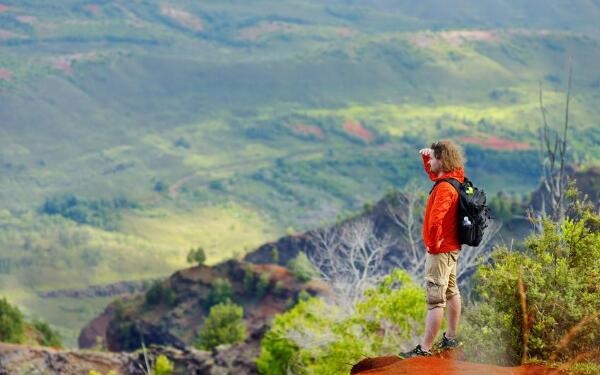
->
[425,183,455,252]
[419,148,438,181]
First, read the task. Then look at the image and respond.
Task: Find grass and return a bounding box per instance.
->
[120,203,276,265]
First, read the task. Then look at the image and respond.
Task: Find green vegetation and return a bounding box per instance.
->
[286,252,319,282]
[0,297,25,344]
[0,297,62,347]
[32,319,62,347]
[144,281,176,307]
[257,269,426,374]
[187,247,207,266]
[207,278,233,307]
[153,355,174,375]
[196,302,247,350]
[488,192,526,222]
[463,191,600,367]
[40,194,139,230]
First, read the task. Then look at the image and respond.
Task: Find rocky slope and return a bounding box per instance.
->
[81,259,329,352]
[1,332,264,375]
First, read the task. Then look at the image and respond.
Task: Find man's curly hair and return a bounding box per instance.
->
[430,140,465,173]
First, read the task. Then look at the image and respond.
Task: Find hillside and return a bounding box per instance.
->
[79,259,329,351]
[1,0,600,346]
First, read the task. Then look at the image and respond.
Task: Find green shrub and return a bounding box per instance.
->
[464,206,600,365]
[286,252,319,282]
[208,278,233,307]
[32,319,62,347]
[0,297,24,343]
[40,194,137,230]
[196,302,246,350]
[153,354,174,375]
[243,267,255,292]
[187,247,206,265]
[257,269,426,374]
[145,281,176,307]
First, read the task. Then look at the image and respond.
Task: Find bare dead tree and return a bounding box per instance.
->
[308,217,396,308]
[537,65,573,225]
[384,187,427,280]
[457,219,502,282]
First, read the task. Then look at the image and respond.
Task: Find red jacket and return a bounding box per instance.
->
[422,154,464,254]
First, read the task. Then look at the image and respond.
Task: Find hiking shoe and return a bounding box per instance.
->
[399,344,433,359]
[437,332,461,350]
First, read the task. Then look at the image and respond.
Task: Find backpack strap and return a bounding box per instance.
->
[429,178,461,195]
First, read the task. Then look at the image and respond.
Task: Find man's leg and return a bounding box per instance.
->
[446,294,461,338]
[445,251,461,339]
[421,307,444,351]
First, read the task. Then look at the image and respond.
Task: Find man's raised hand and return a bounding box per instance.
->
[419,148,433,156]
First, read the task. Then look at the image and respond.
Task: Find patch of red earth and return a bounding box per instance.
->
[51,58,74,75]
[159,4,204,32]
[16,15,36,24]
[292,123,325,140]
[0,4,9,13]
[238,22,294,41]
[337,27,353,38]
[441,30,499,46]
[344,120,374,143]
[251,263,295,283]
[49,52,99,75]
[351,356,564,375]
[0,29,19,40]
[459,136,532,151]
[0,68,12,80]
[85,4,103,16]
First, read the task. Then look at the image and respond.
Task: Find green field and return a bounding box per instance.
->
[0,0,599,347]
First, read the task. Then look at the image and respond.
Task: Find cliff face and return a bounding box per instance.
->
[243,192,410,269]
[81,259,329,352]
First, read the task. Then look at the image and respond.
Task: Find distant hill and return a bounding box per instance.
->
[1,0,600,347]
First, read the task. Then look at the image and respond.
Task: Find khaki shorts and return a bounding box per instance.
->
[425,250,460,310]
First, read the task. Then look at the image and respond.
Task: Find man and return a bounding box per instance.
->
[400,140,465,358]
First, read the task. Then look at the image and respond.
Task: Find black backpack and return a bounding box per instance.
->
[429,177,489,247]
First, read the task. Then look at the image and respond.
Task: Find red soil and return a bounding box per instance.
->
[459,136,532,151]
[344,120,375,142]
[16,15,36,24]
[159,4,204,32]
[292,123,325,140]
[351,356,563,375]
[252,263,294,283]
[51,58,74,75]
[337,27,353,38]
[85,4,103,16]
[0,29,18,40]
[0,68,12,80]
[238,22,294,41]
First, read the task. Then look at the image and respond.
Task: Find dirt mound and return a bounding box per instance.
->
[351,355,563,375]
[0,68,12,81]
[344,120,374,142]
[459,135,532,150]
[291,123,325,140]
[159,4,204,32]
